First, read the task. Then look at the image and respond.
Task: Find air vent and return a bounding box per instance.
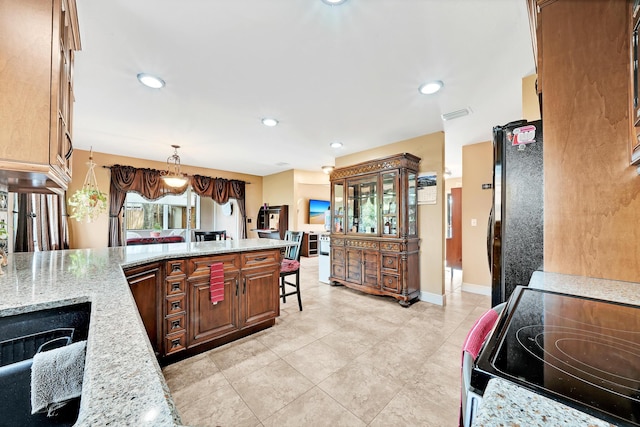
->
[441,107,472,121]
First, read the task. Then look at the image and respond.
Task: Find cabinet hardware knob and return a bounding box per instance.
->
[171,301,181,311]
[171,320,181,329]
[171,283,180,291]
[171,339,181,348]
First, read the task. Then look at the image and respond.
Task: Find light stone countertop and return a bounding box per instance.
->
[0,239,293,427]
[473,378,616,427]
[473,271,639,426]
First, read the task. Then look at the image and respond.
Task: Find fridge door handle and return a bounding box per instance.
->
[487,205,493,271]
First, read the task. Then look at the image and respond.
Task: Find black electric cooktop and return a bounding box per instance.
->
[472,286,640,426]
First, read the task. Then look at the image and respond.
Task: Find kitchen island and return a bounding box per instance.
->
[472,271,640,426]
[0,239,293,427]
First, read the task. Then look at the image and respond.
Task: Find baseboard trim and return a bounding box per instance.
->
[419,290,446,306]
[462,282,491,296]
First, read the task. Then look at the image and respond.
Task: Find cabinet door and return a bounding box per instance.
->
[332,181,345,233]
[381,171,399,236]
[407,171,418,236]
[188,273,239,347]
[362,250,380,288]
[331,246,346,280]
[347,175,378,234]
[124,263,161,354]
[241,266,280,328]
[346,248,362,284]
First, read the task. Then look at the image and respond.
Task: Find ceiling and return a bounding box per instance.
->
[73,0,535,178]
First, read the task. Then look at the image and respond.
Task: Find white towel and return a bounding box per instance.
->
[30,340,87,416]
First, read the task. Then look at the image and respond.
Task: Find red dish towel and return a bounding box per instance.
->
[209,262,224,305]
[462,308,499,359]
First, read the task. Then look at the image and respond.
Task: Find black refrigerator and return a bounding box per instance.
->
[488,119,543,306]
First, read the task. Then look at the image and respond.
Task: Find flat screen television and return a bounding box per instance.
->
[309,199,330,225]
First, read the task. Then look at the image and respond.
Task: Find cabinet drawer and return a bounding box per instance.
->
[332,264,345,280]
[165,276,186,295]
[332,247,345,263]
[166,294,186,316]
[165,313,186,334]
[380,242,401,252]
[381,274,400,292]
[165,331,187,355]
[166,260,186,276]
[242,250,279,268]
[381,254,399,272]
[187,254,240,278]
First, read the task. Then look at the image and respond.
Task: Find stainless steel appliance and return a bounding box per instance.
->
[318,234,330,284]
[488,120,543,306]
[471,286,640,426]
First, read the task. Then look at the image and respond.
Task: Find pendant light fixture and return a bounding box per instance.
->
[161,145,189,188]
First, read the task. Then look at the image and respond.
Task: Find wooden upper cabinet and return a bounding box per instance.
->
[0,0,81,195]
[630,0,640,164]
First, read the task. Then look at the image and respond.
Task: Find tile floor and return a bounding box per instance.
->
[162,257,490,426]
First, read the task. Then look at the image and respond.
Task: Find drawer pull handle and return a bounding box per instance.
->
[171,319,181,330]
[171,339,181,348]
[171,282,180,292]
[171,301,181,311]
[171,264,181,272]
[253,256,267,261]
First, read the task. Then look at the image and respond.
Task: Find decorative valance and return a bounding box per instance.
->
[108,165,247,247]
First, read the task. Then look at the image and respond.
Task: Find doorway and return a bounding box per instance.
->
[446,187,462,277]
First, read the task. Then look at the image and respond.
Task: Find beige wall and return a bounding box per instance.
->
[293,170,330,233]
[335,132,446,304]
[522,74,541,122]
[262,170,295,231]
[461,141,493,294]
[68,149,263,249]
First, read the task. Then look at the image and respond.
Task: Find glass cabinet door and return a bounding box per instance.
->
[347,175,378,234]
[381,172,399,236]
[333,182,345,233]
[408,172,417,235]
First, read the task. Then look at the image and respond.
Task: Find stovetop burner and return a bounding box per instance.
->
[473,287,640,426]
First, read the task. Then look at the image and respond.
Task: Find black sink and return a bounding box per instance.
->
[0,302,91,427]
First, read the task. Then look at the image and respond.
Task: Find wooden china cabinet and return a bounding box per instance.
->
[329,153,421,306]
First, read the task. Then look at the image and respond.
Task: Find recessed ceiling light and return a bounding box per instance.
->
[330,141,343,148]
[137,73,165,89]
[418,80,443,95]
[322,0,347,5]
[261,118,279,127]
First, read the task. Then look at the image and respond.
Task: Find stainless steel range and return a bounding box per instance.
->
[318,234,330,284]
[471,286,640,426]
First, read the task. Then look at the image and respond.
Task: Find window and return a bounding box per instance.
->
[124,192,200,231]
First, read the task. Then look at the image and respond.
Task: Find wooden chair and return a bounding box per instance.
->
[279,231,304,311]
[194,230,226,241]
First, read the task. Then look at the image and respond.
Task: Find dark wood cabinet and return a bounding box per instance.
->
[256,205,288,239]
[178,250,279,359]
[301,232,319,257]
[329,153,421,306]
[124,263,162,355]
[126,248,281,364]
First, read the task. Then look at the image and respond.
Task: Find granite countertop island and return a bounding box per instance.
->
[473,271,639,426]
[0,239,293,427]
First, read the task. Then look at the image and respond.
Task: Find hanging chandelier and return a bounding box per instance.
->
[161,145,189,188]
